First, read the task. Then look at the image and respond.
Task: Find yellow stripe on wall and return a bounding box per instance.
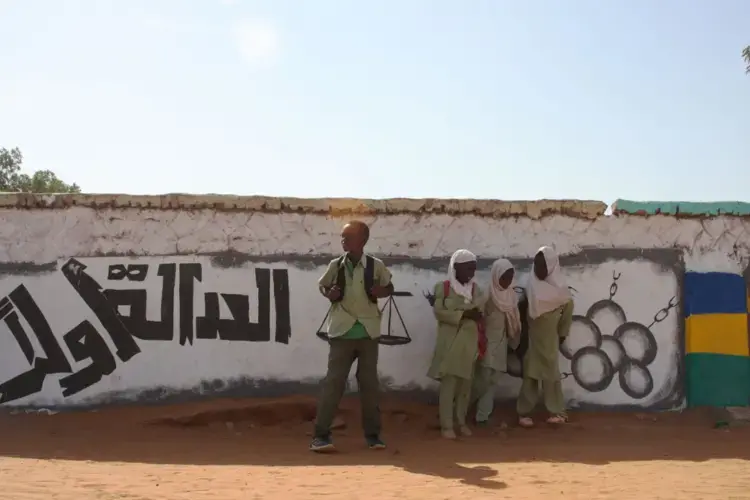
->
[686,313,749,357]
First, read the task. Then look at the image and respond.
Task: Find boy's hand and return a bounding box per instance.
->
[325,286,342,301]
[370,285,391,299]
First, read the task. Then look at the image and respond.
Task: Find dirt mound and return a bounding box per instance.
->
[146,394,428,431]
[148,395,319,427]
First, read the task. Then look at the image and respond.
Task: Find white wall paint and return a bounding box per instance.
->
[0,207,745,409]
[0,209,749,267]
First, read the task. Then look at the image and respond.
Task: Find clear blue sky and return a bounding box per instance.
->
[1,0,748,204]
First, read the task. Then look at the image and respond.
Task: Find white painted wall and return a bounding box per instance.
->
[0,207,747,409]
[1,209,749,270]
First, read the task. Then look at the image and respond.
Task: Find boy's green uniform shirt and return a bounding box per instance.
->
[340,258,369,340]
[318,254,392,339]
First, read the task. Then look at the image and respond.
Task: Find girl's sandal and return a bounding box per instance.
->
[518,416,534,428]
[546,414,568,425]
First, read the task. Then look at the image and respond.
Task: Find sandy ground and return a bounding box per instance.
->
[1,396,749,500]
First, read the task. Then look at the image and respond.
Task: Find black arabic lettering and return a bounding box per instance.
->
[178,263,202,346]
[58,320,117,397]
[0,285,73,404]
[196,268,272,342]
[272,269,291,344]
[107,264,149,282]
[103,263,176,341]
[61,258,141,362]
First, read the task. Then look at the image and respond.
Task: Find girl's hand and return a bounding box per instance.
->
[462,308,482,321]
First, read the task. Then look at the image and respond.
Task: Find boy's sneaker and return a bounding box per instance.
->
[441,428,457,440]
[366,435,386,450]
[309,435,335,453]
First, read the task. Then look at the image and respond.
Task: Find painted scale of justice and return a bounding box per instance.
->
[314,291,414,346]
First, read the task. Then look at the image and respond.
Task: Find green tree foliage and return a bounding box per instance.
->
[744,46,750,74]
[0,147,81,193]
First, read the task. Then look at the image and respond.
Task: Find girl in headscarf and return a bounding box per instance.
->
[472,258,521,425]
[428,249,485,439]
[517,246,574,428]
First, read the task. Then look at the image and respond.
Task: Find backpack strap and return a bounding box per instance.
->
[364,255,376,303]
[331,255,347,303]
[467,282,487,359]
[332,255,377,303]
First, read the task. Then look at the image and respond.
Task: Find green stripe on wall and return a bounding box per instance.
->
[613,199,750,216]
[686,353,750,407]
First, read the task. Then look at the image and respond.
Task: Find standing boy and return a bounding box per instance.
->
[311,220,394,452]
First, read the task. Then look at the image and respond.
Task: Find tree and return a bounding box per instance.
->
[0,147,81,193]
[744,45,750,74]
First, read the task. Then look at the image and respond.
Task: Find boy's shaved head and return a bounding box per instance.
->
[345,220,369,242]
[340,220,370,254]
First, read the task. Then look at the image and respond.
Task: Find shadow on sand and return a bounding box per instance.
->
[1,395,747,490]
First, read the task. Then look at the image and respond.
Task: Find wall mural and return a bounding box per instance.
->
[562,272,678,400]
[0,258,291,405]
[419,251,682,409]
[421,269,680,402]
[0,249,682,409]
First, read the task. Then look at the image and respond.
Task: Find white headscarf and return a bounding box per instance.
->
[490,259,522,337]
[448,249,477,304]
[527,246,572,319]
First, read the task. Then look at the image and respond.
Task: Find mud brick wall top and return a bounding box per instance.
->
[2,193,750,220]
[0,193,608,220]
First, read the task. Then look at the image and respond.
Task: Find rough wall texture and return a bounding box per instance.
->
[0,193,608,219]
[0,194,748,410]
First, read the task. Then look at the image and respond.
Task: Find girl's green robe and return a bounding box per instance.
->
[428,282,485,381]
